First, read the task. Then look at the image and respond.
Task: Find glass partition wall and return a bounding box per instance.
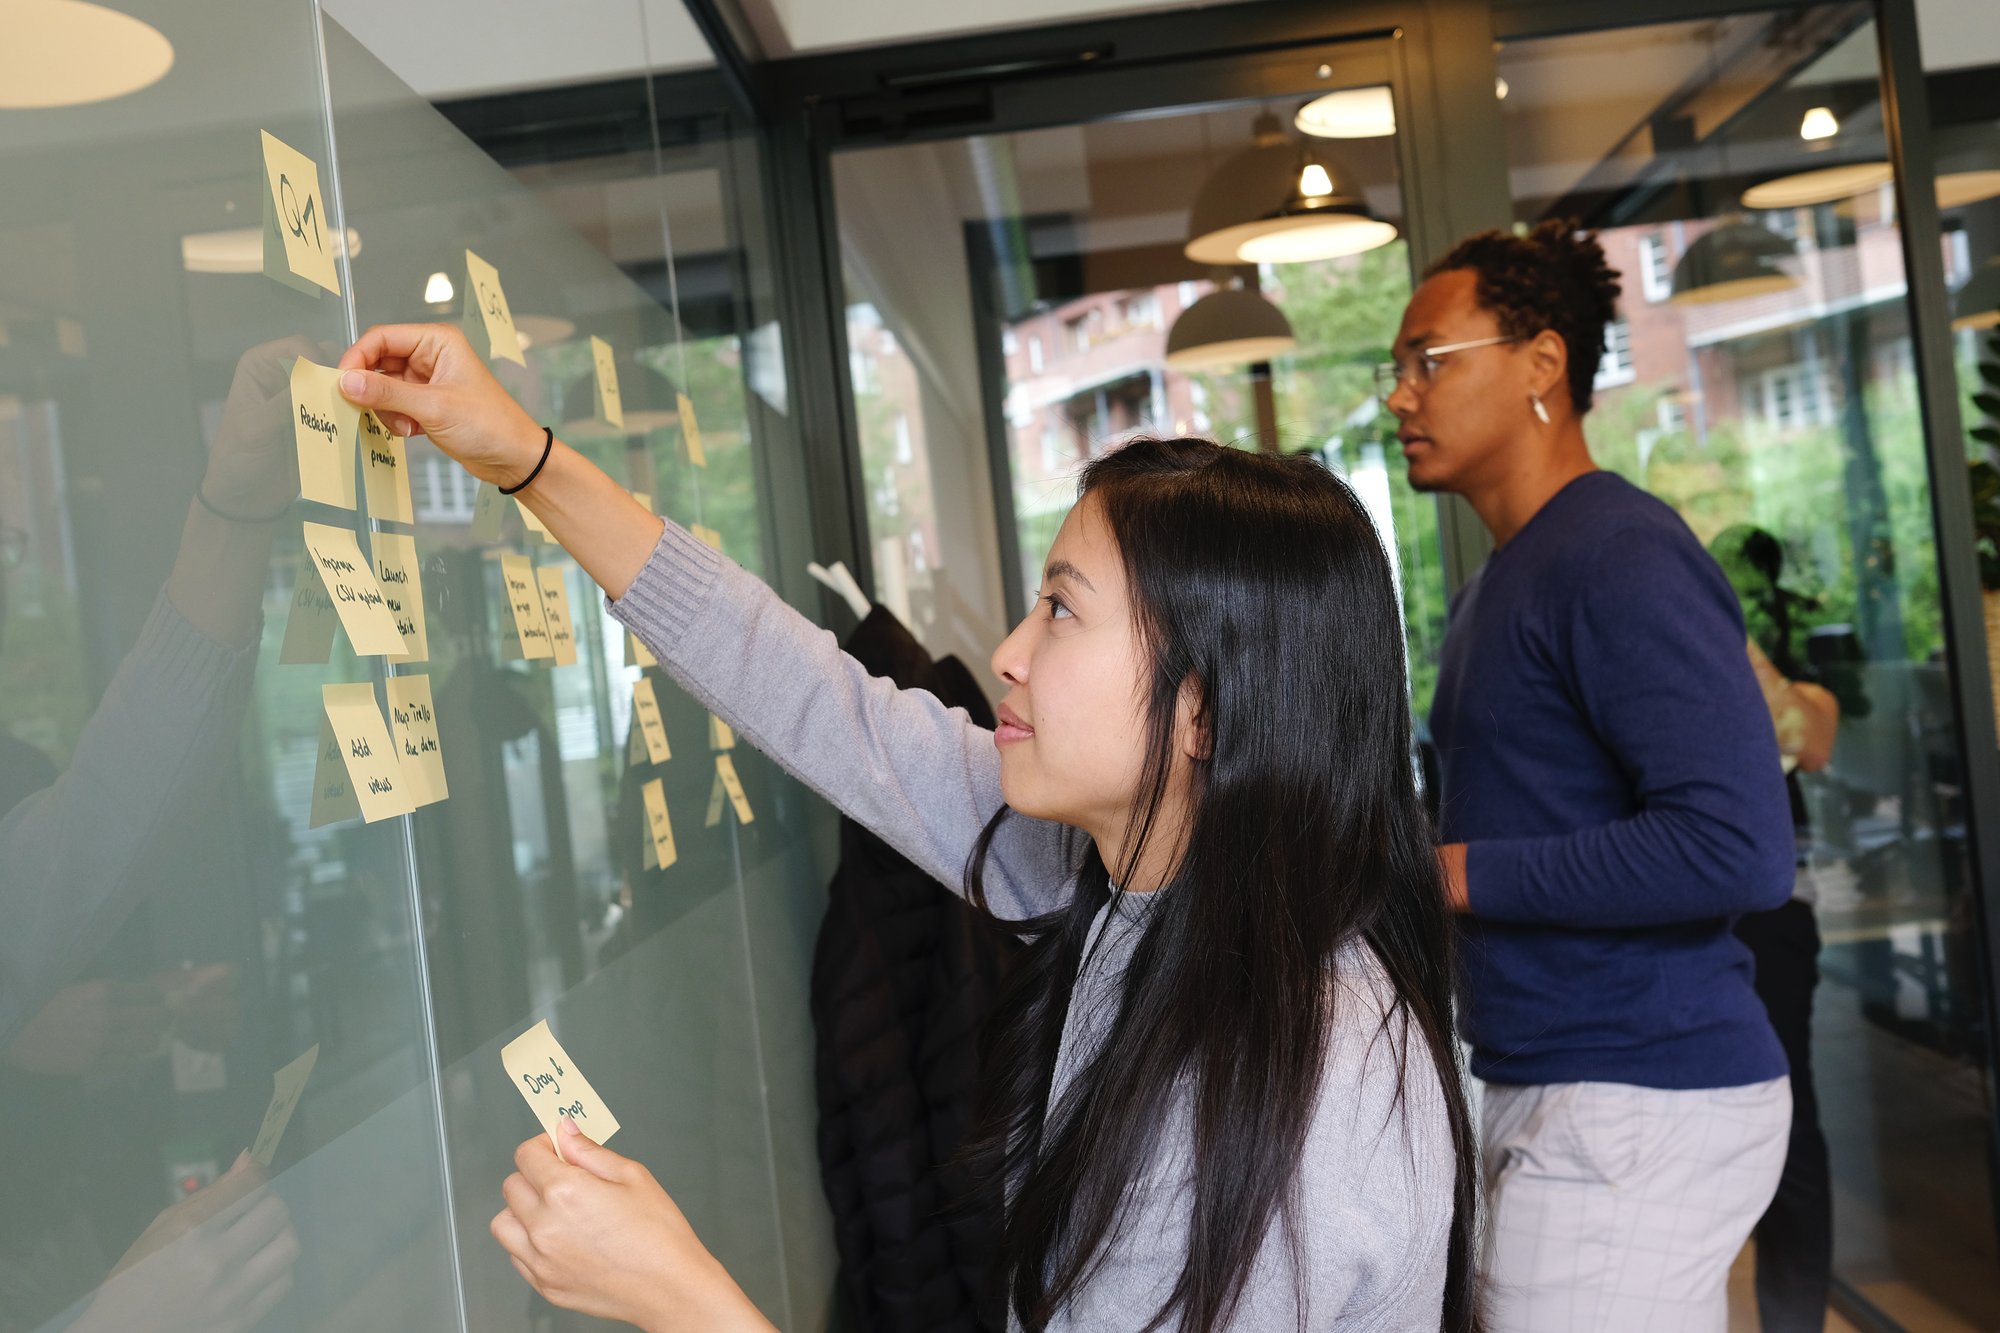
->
[0,2,836,1330]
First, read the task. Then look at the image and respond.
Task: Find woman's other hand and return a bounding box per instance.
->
[337,324,543,488]
[491,1118,774,1333]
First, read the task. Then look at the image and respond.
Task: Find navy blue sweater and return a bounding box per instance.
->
[1430,472,1794,1089]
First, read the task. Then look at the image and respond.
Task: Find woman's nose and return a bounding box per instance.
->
[991,616,1031,687]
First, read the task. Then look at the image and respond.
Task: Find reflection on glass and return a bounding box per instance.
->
[835,96,1447,714]
[1501,8,1997,1329]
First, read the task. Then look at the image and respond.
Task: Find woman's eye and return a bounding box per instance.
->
[1043,595,1073,621]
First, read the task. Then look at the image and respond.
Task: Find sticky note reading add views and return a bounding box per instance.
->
[501,1020,619,1159]
[321,682,416,824]
[290,359,361,510]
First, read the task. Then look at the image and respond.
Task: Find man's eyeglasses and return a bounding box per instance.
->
[1374,335,1523,400]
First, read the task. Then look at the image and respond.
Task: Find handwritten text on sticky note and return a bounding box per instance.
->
[290,359,360,510]
[260,130,340,296]
[386,673,448,807]
[465,249,526,366]
[250,1043,320,1167]
[632,677,671,764]
[501,1020,620,1158]
[322,682,415,823]
[301,521,407,656]
[499,553,554,660]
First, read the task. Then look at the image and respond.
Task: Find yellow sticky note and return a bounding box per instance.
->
[678,392,705,466]
[499,553,554,660]
[260,130,340,296]
[628,709,648,767]
[536,566,579,667]
[516,498,554,543]
[471,481,508,542]
[322,682,416,823]
[709,714,736,751]
[301,521,408,656]
[632,677,671,764]
[627,632,657,668]
[361,412,413,525]
[371,531,428,664]
[715,753,754,825]
[290,358,360,510]
[592,336,624,429]
[464,249,526,366]
[385,673,448,807]
[280,557,339,665]
[250,1043,320,1167]
[640,777,677,870]
[631,491,653,513]
[501,1020,620,1159]
[308,712,362,828]
[690,524,724,555]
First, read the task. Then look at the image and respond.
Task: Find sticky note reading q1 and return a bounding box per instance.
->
[501,1020,619,1160]
[260,130,340,296]
[464,249,526,366]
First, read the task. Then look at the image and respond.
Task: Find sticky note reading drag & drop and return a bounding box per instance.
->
[499,553,554,659]
[591,336,624,429]
[289,358,360,510]
[371,531,428,664]
[250,1044,319,1167]
[300,522,408,656]
[321,683,415,823]
[632,677,671,764]
[464,249,526,366]
[361,412,414,524]
[640,778,677,870]
[501,1020,620,1160]
[536,566,579,667]
[386,674,448,807]
[260,130,340,296]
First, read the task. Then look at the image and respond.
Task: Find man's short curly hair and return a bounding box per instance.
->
[1426,219,1623,415]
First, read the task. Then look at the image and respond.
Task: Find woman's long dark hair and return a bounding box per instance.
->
[960,437,1481,1332]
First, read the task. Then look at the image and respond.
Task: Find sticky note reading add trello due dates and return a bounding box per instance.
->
[501,1020,619,1161]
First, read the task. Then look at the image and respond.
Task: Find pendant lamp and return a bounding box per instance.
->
[1185,112,1397,266]
[1164,286,1296,370]
[1669,222,1801,305]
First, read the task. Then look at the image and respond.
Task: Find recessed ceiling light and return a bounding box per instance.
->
[0,0,173,109]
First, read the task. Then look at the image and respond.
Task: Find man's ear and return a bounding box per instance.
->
[1527,327,1570,407]
[1175,677,1212,763]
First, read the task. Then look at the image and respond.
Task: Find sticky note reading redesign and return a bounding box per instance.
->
[290,359,360,510]
[499,553,554,660]
[464,249,526,366]
[678,392,706,467]
[501,1020,620,1160]
[536,566,579,667]
[322,683,416,823]
[361,412,413,525]
[591,336,624,429]
[632,677,671,764]
[301,522,407,656]
[640,778,677,870]
[386,674,448,807]
[250,1043,320,1167]
[260,130,340,296]
[371,531,428,664]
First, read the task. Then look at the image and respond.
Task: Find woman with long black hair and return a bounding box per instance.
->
[338,322,1482,1333]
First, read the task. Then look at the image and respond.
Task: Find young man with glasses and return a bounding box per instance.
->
[1386,220,1798,1332]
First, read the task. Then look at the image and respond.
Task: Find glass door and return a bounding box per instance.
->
[1495,7,1997,1328]
[824,38,1453,718]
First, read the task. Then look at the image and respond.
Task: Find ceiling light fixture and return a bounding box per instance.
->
[423,271,455,303]
[1669,222,1801,305]
[0,0,173,109]
[1799,107,1840,141]
[1186,113,1397,266]
[1741,160,1893,210]
[1164,286,1296,370]
[1294,86,1395,140]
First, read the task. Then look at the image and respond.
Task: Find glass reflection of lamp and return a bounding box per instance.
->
[1954,260,2000,333]
[1295,86,1395,139]
[1669,223,1801,304]
[1164,285,1296,370]
[0,0,173,108]
[1185,112,1398,266]
[1742,104,1893,209]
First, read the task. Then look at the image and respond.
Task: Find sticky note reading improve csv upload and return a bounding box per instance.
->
[501,1020,620,1160]
[290,359,361,510]
[301,522,408,656]
[250,1043,319,1167]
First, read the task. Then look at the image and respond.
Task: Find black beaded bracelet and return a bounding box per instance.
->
[500,426,555,496]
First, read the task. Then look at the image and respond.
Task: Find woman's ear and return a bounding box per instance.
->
[1175,678,1213,763]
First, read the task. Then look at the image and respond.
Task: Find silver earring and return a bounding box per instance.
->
[1530,393,1551,425]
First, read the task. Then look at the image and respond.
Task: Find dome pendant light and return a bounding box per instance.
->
[1165,284,1296,370]
[1669,222,1801,305]
[1185,111,1397,266]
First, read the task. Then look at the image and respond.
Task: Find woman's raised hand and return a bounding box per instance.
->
[337,324,544,489]
[491,1118,775,1333]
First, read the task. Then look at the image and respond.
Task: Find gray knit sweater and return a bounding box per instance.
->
[611,522,1455,1331]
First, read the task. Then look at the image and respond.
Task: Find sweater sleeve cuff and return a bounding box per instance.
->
[605,521,724,655]
[139,592,261,695]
